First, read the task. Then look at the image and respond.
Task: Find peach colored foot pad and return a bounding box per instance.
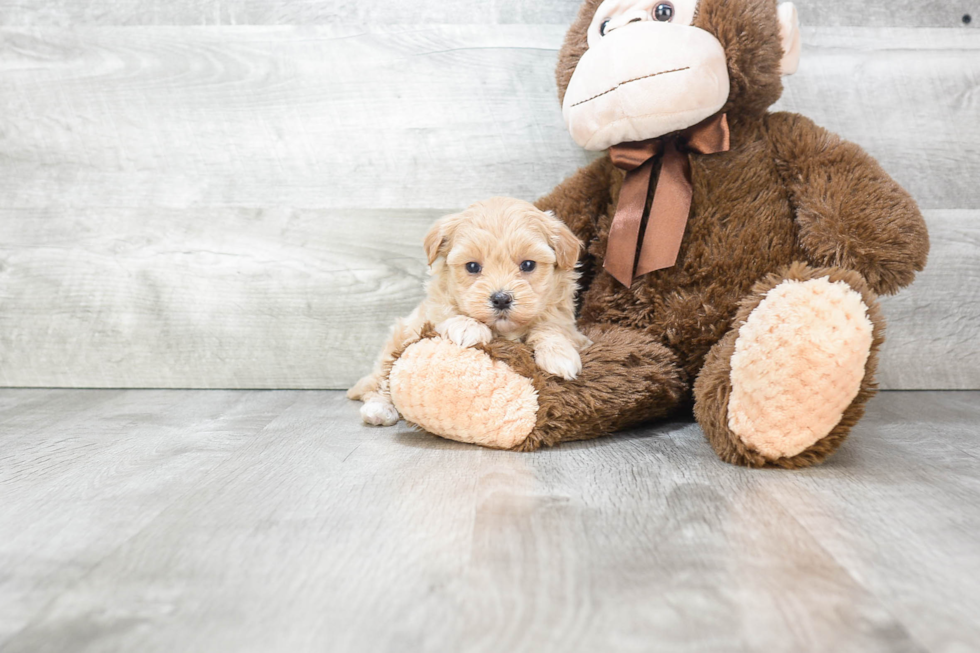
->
[728,278,874,460]
[389,338,539,450]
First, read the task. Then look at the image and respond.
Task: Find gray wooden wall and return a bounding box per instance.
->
[0,1,978,390]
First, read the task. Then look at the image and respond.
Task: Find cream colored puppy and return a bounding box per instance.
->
[349,197,592,426]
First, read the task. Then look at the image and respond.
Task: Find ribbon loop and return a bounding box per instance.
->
[609,140,663,172]
[604,113,730,287]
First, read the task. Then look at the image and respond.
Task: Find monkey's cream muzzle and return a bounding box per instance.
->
[562,21,730,151]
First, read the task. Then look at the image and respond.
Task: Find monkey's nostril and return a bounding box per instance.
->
[490,292,514,311]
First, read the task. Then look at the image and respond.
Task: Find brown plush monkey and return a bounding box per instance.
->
[377,0,929,468]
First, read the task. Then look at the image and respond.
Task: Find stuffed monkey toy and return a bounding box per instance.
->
[378,0,929,468]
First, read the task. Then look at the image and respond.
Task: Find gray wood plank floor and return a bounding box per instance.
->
[1,390,978,652]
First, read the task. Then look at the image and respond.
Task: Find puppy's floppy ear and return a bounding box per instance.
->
[423,213,459,265]
[542,210,582,271]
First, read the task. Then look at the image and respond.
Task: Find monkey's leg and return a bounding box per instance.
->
[694,263,885,469]
[388,324,688,451]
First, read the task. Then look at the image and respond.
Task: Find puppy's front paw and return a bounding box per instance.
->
[361,398,400,427]
[435,316,493,348]
[534,341,583,380]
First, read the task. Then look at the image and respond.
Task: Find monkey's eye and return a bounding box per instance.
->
[599,18,612,36]
[520,260,537,273]
[465,262,482,274]
[653,2,674,21]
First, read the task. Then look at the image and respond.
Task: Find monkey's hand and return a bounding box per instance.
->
[766,111,928,295]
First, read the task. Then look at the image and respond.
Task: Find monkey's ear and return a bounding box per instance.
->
[543,210,582,271]
[423,213,458,265]
[778,3,802,76]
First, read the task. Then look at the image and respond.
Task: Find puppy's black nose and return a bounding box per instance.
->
[490,292,513,311]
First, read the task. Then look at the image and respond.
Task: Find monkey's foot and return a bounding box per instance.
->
[695,264,884,468]
[389,337,539,449]
[388,324,686,451]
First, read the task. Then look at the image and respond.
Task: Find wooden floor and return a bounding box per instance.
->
[1,390,978,652]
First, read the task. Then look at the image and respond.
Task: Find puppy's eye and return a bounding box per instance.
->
[599,18,612,36]
[465,262,482,274]
[520,260,537,273]
[653,2,674,21]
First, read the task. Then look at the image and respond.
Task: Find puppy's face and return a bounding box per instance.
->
[424,198,581,336]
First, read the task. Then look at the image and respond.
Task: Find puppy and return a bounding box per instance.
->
[348,197,592,426]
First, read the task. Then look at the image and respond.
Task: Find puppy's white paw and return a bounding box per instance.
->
[435,316,493,348]
[534,342,583,380]
[361,398,400,427]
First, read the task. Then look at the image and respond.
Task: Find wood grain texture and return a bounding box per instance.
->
[2,208,975,390]
[0,26,589,211]
[0,208,435,389]
[0,389,299,645]
[1,0,977,27]
[0,1,580,27]
[792,1,979,28]
[776,403,980,653]
[1,389,978,651]
[1,25,978,389]
[877,210,980,391]
[0,27,978,211]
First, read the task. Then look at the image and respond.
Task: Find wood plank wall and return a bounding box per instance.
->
[0,2,977,390]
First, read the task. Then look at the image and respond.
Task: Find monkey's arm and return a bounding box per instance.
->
[765,111,929,296]
[535,155,614,250]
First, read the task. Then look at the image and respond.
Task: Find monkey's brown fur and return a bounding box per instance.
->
[390,0,928,467]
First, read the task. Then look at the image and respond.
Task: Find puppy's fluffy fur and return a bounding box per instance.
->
[349,197,592,426]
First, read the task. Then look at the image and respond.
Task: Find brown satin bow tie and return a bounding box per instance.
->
[605,113,731,287]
